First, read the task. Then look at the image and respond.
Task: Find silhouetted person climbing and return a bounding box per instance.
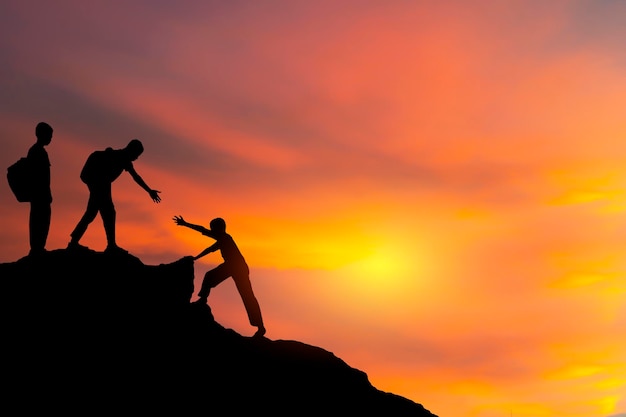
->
[68,139,161,253]
[173,215,266,338]
[27,122,54,256]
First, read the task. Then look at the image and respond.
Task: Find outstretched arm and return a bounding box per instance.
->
[173,215,211,235]
[128,165,161,203]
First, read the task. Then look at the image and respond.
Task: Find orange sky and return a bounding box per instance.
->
[1,1,625,416]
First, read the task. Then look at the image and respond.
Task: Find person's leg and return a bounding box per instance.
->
[69,185,101,246]
[29,201,51,254]
[195,263,230,303]
[98,185,120,250]
[233,269,265,337]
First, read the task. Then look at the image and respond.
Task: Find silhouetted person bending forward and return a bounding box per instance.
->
[27,122,54,256]
[68,139,161,253]
[173,215,266,338]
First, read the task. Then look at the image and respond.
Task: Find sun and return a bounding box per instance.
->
[347,244,415,282]
[335,235,429,304]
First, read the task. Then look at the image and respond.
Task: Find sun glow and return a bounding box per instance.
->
[331,231,433,305]
[343,242,417,284]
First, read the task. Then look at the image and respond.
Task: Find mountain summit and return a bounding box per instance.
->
[0,249,437,415]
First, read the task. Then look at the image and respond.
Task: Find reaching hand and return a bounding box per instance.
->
[173,215,186,226]
[149,189,162,203]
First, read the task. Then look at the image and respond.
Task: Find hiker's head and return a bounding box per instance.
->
[125,139,144,160]
[209,217,226,234]
[35,122,53,145]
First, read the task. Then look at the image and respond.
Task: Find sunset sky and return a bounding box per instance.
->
[1,1,625,416]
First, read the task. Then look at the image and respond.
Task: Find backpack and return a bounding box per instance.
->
[80,147,114,184]
[7,157,33,203]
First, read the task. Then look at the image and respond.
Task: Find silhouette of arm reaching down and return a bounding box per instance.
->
[127,164,161,203]
[192,244,218,261]
[173,215,218,260]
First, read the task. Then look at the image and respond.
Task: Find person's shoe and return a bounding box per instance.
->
[28,248,47,257]
[253,326,266,339]
[67,241,89,250]
[105,244,128,253]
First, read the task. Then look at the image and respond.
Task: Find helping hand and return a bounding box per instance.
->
[173,215,186,226]
[150,189,162,203]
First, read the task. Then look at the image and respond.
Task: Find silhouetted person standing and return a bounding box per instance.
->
[68,139,161,253]
[173,215,266,338]
[27,122,53,256]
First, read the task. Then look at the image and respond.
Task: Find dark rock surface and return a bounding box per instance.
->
[0,249,437,415]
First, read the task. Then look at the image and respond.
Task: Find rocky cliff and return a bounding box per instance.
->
[0,249,437,415]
